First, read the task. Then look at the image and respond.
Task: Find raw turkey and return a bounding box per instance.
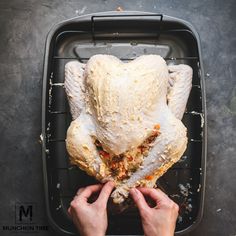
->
[64,55,192,204]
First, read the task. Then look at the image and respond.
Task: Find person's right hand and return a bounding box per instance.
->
[129,187,179,236]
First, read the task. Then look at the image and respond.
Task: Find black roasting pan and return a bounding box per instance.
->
[41,11,207,235]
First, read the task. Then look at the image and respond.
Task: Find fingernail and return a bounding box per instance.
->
[108,181,115,186]
[131,188,139,195]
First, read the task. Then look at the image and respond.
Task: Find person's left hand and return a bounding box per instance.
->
[68,181,115,236]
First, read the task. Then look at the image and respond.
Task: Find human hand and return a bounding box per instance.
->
[130,187,179,236]
[68,181,115,236]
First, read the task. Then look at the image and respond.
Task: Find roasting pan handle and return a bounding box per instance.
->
[91,13,163,40]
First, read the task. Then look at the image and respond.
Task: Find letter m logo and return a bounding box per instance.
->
[15,202,36,224]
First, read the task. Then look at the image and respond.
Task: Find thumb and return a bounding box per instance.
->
[129,188,150,215]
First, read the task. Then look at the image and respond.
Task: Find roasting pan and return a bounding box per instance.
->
[41,11,207,235]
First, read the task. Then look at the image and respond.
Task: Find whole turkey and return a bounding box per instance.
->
[64,55,192,204]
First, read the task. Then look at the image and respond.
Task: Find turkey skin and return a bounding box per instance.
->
[64,55,192,204]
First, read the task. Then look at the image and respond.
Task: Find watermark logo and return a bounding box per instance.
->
[15,203,36,224]
[1,202,49,232]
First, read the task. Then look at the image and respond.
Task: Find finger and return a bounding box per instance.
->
[67,206,72,217]
[137,187,170,204]
[79,184,103,201]
[129,188,150,214]
[96,181,115,206]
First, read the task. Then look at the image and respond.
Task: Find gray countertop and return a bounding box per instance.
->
[0,0,236,236]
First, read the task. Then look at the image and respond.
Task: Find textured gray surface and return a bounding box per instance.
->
[0,0,236,236]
